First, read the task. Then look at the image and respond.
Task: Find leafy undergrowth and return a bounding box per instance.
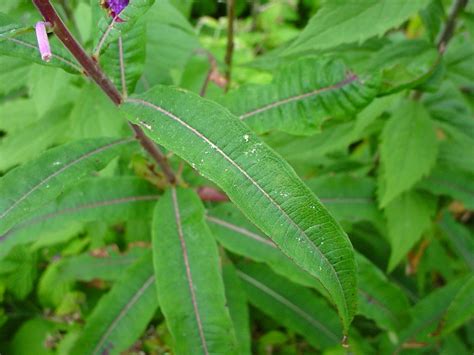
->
[0,0,473,354]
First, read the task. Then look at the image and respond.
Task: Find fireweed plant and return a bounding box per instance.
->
[0,0,473,353]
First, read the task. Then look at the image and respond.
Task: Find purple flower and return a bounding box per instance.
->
[102,0,130,18]
[35,22,51,62]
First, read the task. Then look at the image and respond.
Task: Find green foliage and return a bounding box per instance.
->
[0,0,473,353]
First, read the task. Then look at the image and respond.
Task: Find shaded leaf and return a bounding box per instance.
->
[122,85,358,332]
[70,251,157,355]
[152,188,237,354]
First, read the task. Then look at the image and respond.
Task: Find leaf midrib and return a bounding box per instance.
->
[0,138,134,224]
[92,275,155,355]
[126,97,348,320]
[171,188,209,355]
[239,75,358,120]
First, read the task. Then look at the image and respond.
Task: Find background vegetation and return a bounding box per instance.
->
[0,0,473,354]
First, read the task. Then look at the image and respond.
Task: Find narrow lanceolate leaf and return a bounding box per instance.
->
[385,190,436,272]
[356,254,410,332]
[394,276,470,352]
[283,0,430,55]
[0,177,158,259]
[439,276,474,336]
[237,263,342,349]
[94,0,154,55]
[222,262,251,355]
[222,58,379,135]
[438,214,474,272]
[122,85,358,332]
[152,188,237,354]
[0,13,81,73]
[380,99,438,207]
[0,138,136,236]
[101,19,146,95]
[71,252,158,355]
[208,204,408,332]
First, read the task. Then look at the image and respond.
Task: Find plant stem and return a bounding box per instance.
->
[224,0,235,92]
[32,0,176,185]
[437,0,468,53]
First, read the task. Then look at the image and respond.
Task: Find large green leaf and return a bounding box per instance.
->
[237,262,342,350]
[70,251,157,355]
[94,0,154,55]
[222,58,379,135]
[208,204,409,333]
[283,0,430,55]
[380,99,438,206]
[0,13,81,73]
[385,190,436,272]
[122,85,358,332]
[0,138,135,236]
[0,177,158,259]
[152,188,237,354]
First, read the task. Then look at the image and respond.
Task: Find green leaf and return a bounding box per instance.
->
[207,204,327,296]
[122,85,358,332]
[37,248,146,307]
[380,99,438,206]
[385,190,436,271]
[222,262,251,355]
[70,251,157,355]
[420,165,474,210]
[101,18,146,95]
[439,275,474,336]
[152,188,237,354]
[237,262,342,349]
[284,0,430,55]
[222,58,379,135]
[0,138,135,236]
[0,13,81,74]
[356,254,410,332]
[94,0,154,55]
[0,245,37,300]
[438,213,474,272]
[394,276,469,352]
[305,174,384,231]
[1,177,158,259]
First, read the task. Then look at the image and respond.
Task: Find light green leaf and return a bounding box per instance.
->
[237,262,342,349]
[0,137,135,236]
[122,85,358,332]
[71,251,157,355]
[380,99,438,206]
[0,177,158,259]
[94,0,154,55]
[385,190,436,271]
[222,262,251,355]
[284,0,430,55]
[222,58,379,135]
[0,13,81,74]
[0,245,37,300]
[152,188,237,354]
